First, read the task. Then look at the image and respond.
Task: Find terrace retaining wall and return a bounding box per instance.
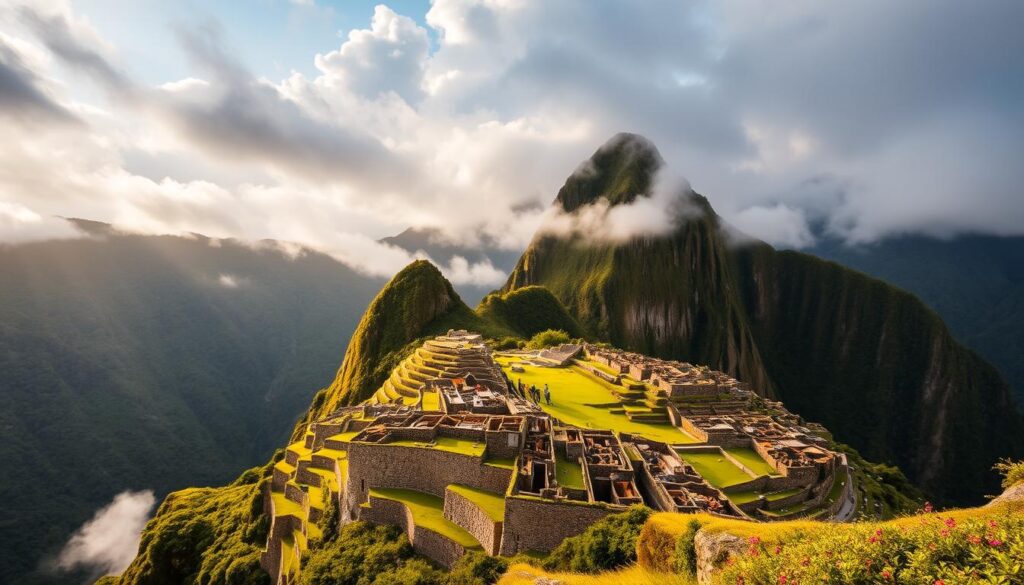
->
[444,487,503,555]
[498,497,616,555]
[361,493,469,569]
[345,443,512,514]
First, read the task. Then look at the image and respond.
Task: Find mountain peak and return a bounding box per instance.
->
[556,132,664,212]
[317,259,467,412]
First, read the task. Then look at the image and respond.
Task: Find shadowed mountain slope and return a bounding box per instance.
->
[0,228,382,584]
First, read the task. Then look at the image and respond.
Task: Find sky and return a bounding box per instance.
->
[1,0,1022,287]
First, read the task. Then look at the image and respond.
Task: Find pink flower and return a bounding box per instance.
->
[944,517,956,528]
[779,576,788,584]
[882,569,892,580]
[749,535,761,545]
[968,535,982,545]
[988,539,1004,547]
[989,520,998,528]
[775,545,783,555]
[934,580,945,585]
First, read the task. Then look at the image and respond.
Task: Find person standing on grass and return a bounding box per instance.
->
[544,384,551,405]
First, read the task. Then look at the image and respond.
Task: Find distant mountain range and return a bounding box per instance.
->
[0,225,383,584]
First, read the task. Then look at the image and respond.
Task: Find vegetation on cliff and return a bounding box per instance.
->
[313,262,579,416]
[101,462,275,585]
[477,286,582,339]
[504,134,1024,504]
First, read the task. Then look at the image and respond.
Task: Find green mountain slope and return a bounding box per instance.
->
[111,261,576,584]
[312,260,579,416]
[504,133,1024,505]
[808,235,1024,406]
[0,227,382,584]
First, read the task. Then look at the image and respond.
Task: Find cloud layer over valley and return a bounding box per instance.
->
[1,0,1022,283]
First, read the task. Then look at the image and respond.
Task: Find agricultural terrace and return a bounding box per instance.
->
[495,355,698,445]
[368,488,483,549]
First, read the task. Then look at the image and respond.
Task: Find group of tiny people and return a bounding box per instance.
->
[516,379,552,405]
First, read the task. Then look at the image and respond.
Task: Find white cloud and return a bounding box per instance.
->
[0,0,1022,278]
[218,273,244,288]
[57,490,156,578]
[729,203,815,249]
[0,202,82,243]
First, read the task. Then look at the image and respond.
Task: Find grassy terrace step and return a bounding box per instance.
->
[307,467,339,492]
[369,488,482,549]
[272,491,304,519]
[497,356,699,445]
[724,448,778,476]
[728,488,803,505]
[484,456,516,470]
[448,484,506,521]
[287,440,312,460]
[385,436,487,457]
[676,450,759,488]
[274,459,296,476]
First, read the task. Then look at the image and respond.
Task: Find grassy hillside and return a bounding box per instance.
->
[0,229,382,584]
[503,134,1024,505]
[476,286,582,339]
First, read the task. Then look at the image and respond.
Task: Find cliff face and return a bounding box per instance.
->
[505,133,1024,504]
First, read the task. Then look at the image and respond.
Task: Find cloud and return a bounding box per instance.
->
[313,5,429,104]
[217,273,244,288]
[0,203,83,243]
[537,164,699,244]
[1,0,1022,281]
[57,490,156,579]
[729,203,815,249]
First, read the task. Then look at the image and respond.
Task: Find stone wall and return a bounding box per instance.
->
[498,497,616,555]
[360,494,470,569]
[444,487,503,555]
[345,443,512,515]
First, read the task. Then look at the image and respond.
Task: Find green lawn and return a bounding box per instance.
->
[485,456,516,470]
[555,452,585,489]
[369,488,482,548]
[677,450,755,487]
[496,358,698,444]
[448,484,506,521]
[387,436,486,457]
[724,448,777,476]
[727,488,802,505]
[272,491,304,518]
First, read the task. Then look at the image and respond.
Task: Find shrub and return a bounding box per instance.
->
[492,336,524,350]
[526,329,572,349]
[717,510,1024,584]
[673,519,702,576]
[542,505,652,573]
[994,458,1024,489]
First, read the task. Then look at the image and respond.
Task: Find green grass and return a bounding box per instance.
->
[388,436,486,457]
[448,484,507,521]
[496,358,697,444]
[485,456,517,470]
[272,491,304,518]
[556,452,586,489]
[727,488,802,505]
[675,450,754,488]
[368,488,482,549]
[724,448,777,476]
